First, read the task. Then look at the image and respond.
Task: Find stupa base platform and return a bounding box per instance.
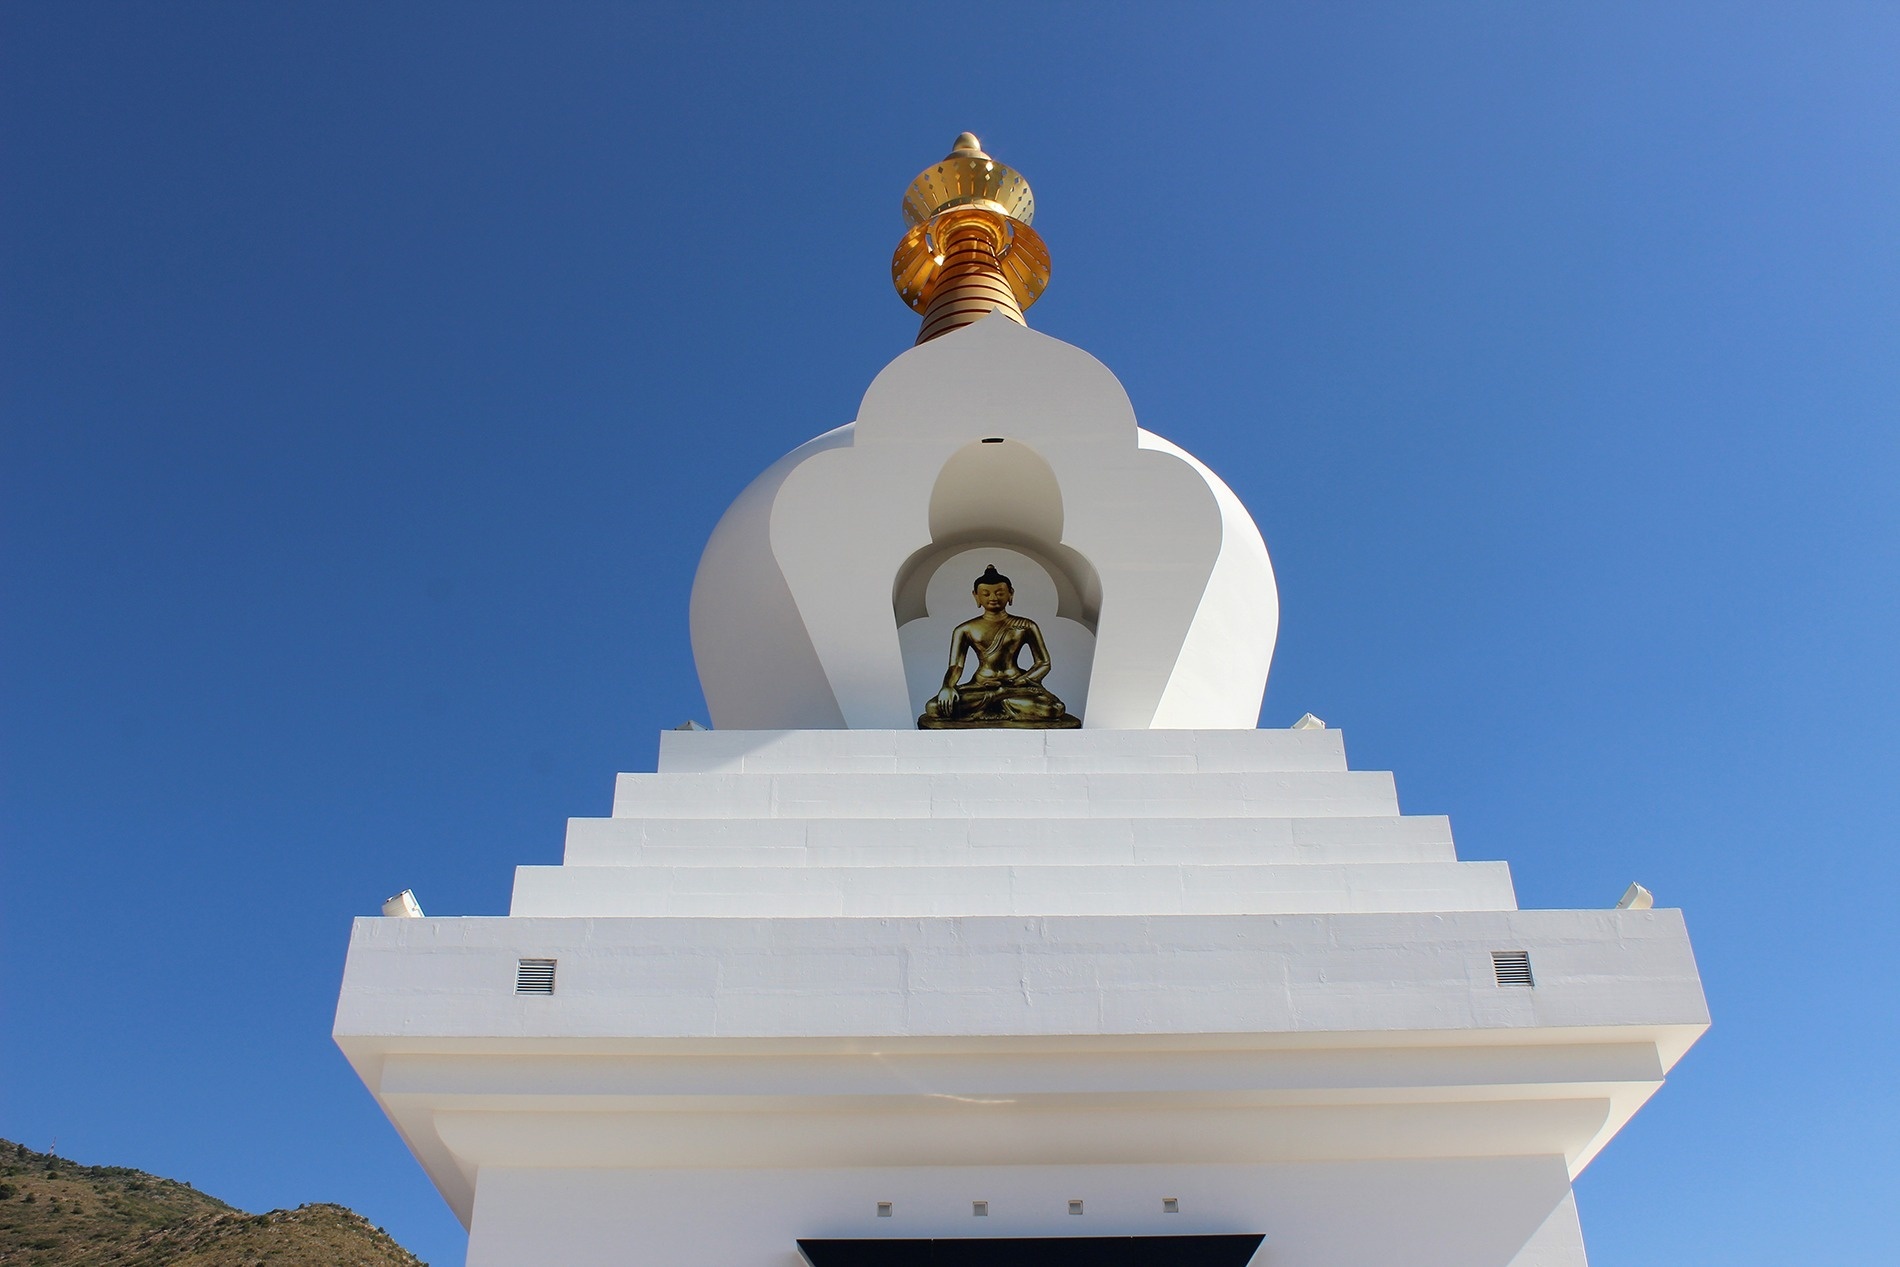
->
[337,724,1704,1264]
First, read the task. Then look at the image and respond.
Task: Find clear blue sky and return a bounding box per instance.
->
[3,4,1895,1264]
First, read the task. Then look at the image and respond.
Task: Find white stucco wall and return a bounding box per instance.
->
[463,1159,1586,1267]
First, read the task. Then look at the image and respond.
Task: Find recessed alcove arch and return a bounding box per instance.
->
[929,436,1064,541]
[891,437,1100,723]
[890,437,1102,630]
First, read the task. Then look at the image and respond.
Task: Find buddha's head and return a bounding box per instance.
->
[973,563,1014,614]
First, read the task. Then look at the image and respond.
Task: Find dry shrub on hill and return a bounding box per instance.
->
[0,1139,424,1267]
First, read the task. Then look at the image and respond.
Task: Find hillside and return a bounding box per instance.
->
[0,1140,425,1267]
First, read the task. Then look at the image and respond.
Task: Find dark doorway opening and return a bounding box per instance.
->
[798,1234,1265,1266]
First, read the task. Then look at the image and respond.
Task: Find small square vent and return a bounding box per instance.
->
[1492,950,1534,987]
[516,958,557,995]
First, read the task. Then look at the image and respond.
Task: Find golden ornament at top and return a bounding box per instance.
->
[901,132,1037,227]
[892,134,1050,336]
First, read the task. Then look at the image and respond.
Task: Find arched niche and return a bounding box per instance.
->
[891,437,1102,630]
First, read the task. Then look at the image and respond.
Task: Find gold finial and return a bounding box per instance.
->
[892,134,1050,344]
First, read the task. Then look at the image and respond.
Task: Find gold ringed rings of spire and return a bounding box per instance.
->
[892,212,1050,315]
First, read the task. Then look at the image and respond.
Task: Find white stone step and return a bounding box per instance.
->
[656,727,1350,775]
[562,814,1458,868]
[609,770,1401,820]
[507,860,1516,918]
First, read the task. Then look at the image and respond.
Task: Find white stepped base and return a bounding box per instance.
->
[336,727,1706,1265]
[583,728,1482,917]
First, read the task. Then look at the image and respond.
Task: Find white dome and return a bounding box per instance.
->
[689,315,1278,729]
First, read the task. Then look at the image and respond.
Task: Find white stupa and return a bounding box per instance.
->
[336,134,1706,1267]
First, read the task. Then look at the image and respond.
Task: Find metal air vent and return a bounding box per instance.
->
[516,958,557,995]
[1492,950,1534,987]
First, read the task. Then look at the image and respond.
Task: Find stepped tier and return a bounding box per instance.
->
[520,729,1501,918]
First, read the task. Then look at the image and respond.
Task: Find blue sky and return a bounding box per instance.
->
[3,3,1895,1264]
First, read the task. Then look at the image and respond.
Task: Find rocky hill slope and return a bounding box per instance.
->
[0,1139,425,1266]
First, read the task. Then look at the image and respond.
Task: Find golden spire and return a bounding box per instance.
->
[892,133,1050,345]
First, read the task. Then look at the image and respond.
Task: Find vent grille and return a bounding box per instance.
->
[515,958,557,995]
[1492,950,1534,987]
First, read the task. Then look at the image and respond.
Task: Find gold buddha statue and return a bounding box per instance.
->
[917,564,1082,729]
